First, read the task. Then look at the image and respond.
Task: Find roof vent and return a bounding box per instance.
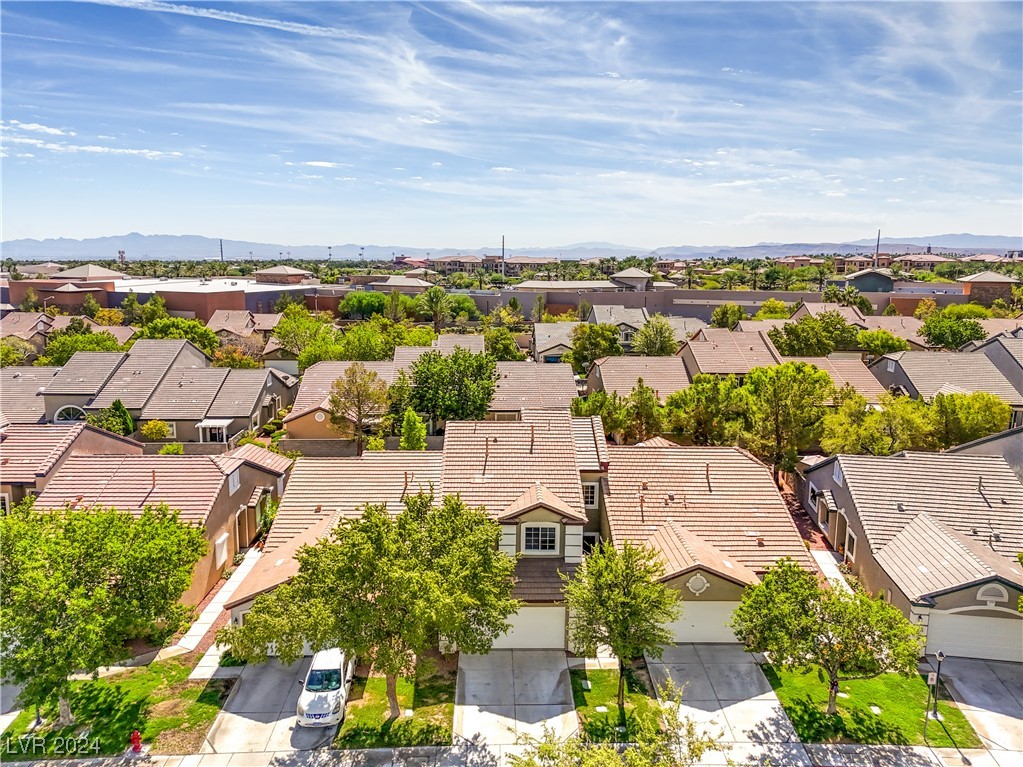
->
[897,503,905,513]
[315,504,322,513]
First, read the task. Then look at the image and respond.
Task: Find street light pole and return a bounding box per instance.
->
[932,650,945,719]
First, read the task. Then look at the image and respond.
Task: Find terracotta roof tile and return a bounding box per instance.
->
[513,558,577,601]
[0,423,139,483]
[221,442,293,476]
[588,356,690,401]
[492,362,577,412]
[648,521,760,586]
[497,482,586,522]
[786,356,886,403]
[681,329,781,375]
[286,361,396,420]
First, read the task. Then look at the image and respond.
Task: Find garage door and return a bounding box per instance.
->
[926,612,1023,663]
[492,606,566,649]
[665,601,740,643]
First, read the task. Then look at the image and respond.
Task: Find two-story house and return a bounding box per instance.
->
[588,305,650,350]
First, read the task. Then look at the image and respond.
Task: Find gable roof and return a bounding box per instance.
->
[141,367,230,420]
[604,445,812,573]
[491,362,578,412]
[0,312,50,340]
[89,339,201,410]
[440,416,585,521]
[736,319,789,333]
[367,275,433,289]
[206,310,283,337]
[54,263,127,279]
[221,442,294,476]
[649,520,761,586]
[611,268,652,279]
[786,356,886,403]
[590,304,649,328]
[263,452,443,551]
[533,322,581,354]
[496,482,586,522]
[207,369,274,418]
[285,361,396,421]
[45,352,128,395]
[588,356,690,401]
[0,366,60,424]
[390,335,487,369]
[681,328,781,375]
[793,302,867,326]
[875,351,1023,406]
[958,271,1019,283]
[858,315,926,346]
[0,423,141,483]
[875,513,1022,602]
[251,265,312,276]
[808,452,1022,560]
[660,316,708,340]
[569,415,609,471]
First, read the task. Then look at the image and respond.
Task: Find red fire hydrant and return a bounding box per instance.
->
[130,730,143,753]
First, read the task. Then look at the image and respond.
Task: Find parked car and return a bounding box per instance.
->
[296,647,355,727]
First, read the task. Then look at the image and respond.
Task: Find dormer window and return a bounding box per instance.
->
[522,523,558,554]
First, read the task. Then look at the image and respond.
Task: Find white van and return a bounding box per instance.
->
[296,648,355,727]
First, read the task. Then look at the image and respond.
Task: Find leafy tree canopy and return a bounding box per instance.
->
[752,298,790,320]
[664,373,743,446]
[37,330,122,366]
[632,314,679,356]
[484,326,526,361]
[398,407,427,450]
[563,323,622,375]
[86,399,135,437]
[339,290,387,320]
[1,337,37,367]
[134,317,219,355]
[919,315,986,350]
[327,362,389,454]
[856,329,910,356]
[408,348,498,423]
[710,303,745,329]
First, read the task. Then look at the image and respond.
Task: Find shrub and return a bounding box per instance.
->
[158,442,185,455]
[140,419,171,441]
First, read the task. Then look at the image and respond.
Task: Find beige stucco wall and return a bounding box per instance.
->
[663,569,748,602]
[284,409,337,440]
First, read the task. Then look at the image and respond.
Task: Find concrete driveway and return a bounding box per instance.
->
[203,657,337,753]
[932,656,1023,753]
[646,644,808,766]
[454,650,577,747]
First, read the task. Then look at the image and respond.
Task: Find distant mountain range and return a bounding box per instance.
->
[3,232,1020,263]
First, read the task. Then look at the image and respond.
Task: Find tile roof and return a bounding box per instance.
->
[367,276,433,289]
[786,356,886,403]
[264,452,443,550]
[206,310,282,337]
[794,302,867,326]
[141,367,230,420]
[589,356,690,401]
[95,325,138,345]
[634,436,680,448]
[513,280,620,290]
[492,362,578,412]
[286,361,396,419]
[735,319,789,333]
[207,369,274,418]
[958,271,1019,283]
[391,335,486,370]
[0,366,59,424]
[45,352,128,395]
[0,312,50,340]
[590,305,649,328]
[441,418,585,521]
[89,339,197,410]
[497,482,587,522]
[660,316,708,340]
[875,351,1023,406]
[813,452,1023,560]
[604,445,812,572]
[874,513,1023,602]
[859,315,926,345]
[648,520,760,586]
[34,454,237,525]
[54,264,127,279]
[569,416,609,471]
[252,265,312,276]
[978,318,1023,338]
[611,268,652,278]
[1,423,94,483]
[513,558,577,601]
[681,329,781,375]
[533,322,581,354]
[221,442,294,476]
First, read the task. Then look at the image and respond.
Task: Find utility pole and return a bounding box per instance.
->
[220,239,225,262]
[873,229,881,268]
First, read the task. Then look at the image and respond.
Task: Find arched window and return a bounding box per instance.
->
[977,583,1009,605]
[54,405,86,423]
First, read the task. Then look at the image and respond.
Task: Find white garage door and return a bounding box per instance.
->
[926,612,1023,663]
[492,606,566,649]
[666,601,740,643]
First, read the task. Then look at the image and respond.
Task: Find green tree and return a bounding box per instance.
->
[741,362,835,479]
[821,392,932,455]
[1,337,36,367]
[134,317,220,355]
[633,315,678,356]
[530,294,546,322]
[627,378,664,443]
[339,291,387,320]
[37,330,122,366]
[484,326,526,361]
[272,291,305,313]
[448,293,480,321]
[882,303,900,317]
[80,292,101,319]
[272,308,335,356]
[752,298,789,320]
[140,419,171,441]
[913,297,939,320]
[769,316,837,356]
[19,287,42,312]
[158,442,185,455]
[563,541,681,717]
[417,286,452,332]
[398,407,428,450]
[218,493,519,719]
[572,390,632,444]
[710,303,745,329]
[942,303,992,320]
[562,323,622,374]
[731,558,922,715]
[86,399,135,436]
[576,300,592,321]
[928,391,1012,448]
[138,294,169,325]
[327,363,389,455]
[409,349,498,423]
[664,374,742,445]
[0,501,206,725]
[93,307,124,326]
[856,329,910,357]
[919,316,986,349]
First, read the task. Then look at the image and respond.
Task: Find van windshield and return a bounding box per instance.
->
[305,669,342,692]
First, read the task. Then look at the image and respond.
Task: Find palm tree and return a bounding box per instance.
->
[778,269,796,291]
[813,265,832,291]
[418,286,452,333]
[684,265,698,289]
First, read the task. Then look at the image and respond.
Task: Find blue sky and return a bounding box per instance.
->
[2,1,1021,249]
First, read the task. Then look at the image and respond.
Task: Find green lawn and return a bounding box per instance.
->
[333,653,456,749]
[765,666,981,749]
[1,654,232,758]
[569,667,660,742]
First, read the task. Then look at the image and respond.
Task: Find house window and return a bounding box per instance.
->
[816,498,829,531]
[0,493,10,515]
[833,463,844,486]
[522,524,558,554]
[163,421,177,439]
[886,360,896,373]
[621,330,634,344]
[582,483,598,509]
[251,413,259,430]
[54,405,87,423]
[845,531,857,563]
[228,470,241,495]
